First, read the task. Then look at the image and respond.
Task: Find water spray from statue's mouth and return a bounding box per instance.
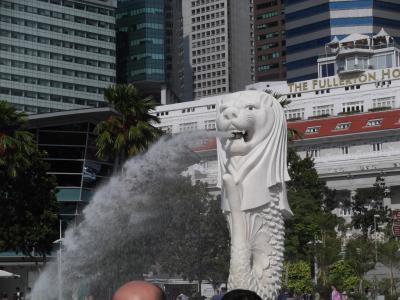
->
[229,130,248,142]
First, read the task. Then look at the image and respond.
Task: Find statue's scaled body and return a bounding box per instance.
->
[216,90,292,300]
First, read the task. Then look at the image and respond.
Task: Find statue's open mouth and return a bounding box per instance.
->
[229,130,248,142]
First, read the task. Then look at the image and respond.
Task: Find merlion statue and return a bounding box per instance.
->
[216,90,292,300]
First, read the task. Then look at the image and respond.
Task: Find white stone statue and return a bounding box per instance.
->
[216,90,292,300]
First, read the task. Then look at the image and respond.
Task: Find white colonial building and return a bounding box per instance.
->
[153,30,400,219]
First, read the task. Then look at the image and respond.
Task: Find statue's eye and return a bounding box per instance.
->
[246,105,255,111]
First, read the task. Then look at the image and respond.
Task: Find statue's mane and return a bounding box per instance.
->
[217,91,291,213]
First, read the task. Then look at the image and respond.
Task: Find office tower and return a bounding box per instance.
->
[182,0,254,100]
[253,0,286,82]
[0,0,117,113]
[285,0,400,83]
[116,0,184,104]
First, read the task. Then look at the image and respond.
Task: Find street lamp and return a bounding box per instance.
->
[307,236,323,285]
[53,220,64,300]
[373,214,380,263]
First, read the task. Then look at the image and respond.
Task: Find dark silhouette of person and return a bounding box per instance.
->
[221,289,262,300]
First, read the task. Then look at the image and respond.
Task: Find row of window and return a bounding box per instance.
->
[131,38,164,46]
[305,118,384,135]
[155,104,216,117]
[193,61,226,73]
[257,41,285,51]
[192,28,225,40]
[0,58,115,83]
[130,53,164,61]
[130,68,165,77]
[116,7,163,19]
[195,87,227,98]
[192,53,226,65]
[192,36,226,48]
[257,30,283,41]
[0,73,106,94]
[0,14,114,43]
[308,143,384,158]
[192,45,226,56]
[194,78,226,88]
[256,11,279,20]
[0,87,104,107]
[257,63,280,71]
[192,20,225,31]
[195,70,226,79]
[256,20,280,30]
[191,11,225,23]
[256,1,279,10]
[191,1,225,10]
[0,0,115,27]
[258,52,281,61]
[0,29,115,57]
[0,43,115,70]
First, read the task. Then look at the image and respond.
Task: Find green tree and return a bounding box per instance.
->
[283,261,313,293]
[345,238,375,294]
[155,177,230,285]
[378,239,400,296]
[351,177,391,238]
[94,84,161,168]
[0,101,36,177]
[0,102,59,262]
[285,149,341,261]
[328,260,359,292]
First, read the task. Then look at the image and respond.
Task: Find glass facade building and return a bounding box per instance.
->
[0,0,117,113]
[117,0,166,83]
[28,108,115,223]
[116,0,186,104]
[254,0,286,81]
[285,0,400,82]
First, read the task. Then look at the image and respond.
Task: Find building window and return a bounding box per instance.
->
[204,120,216,131]
[312,104,333,117]
[341,146,349,155]
[372,96,395,109]
[305,126,320,134]
[372,143,382,152]
[179,122,198,132]
[308,149,320,158]
[335,122,351,130]
[366,119,383,127]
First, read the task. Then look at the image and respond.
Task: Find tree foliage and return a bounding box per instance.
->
[154,177,230,284]
[283,261,313,293]
[285,149,342,261]
[0,101,36,177]
[328,260,359,292]
[351,177,391,237]
[94,84,161,168]
[0,101,59,260]
[378,239,400,296]
[344,238,375,294]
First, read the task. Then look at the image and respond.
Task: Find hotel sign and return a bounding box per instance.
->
[288,68,400,93]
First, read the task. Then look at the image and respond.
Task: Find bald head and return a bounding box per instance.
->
[113,281,165,300]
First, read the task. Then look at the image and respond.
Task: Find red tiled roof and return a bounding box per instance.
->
[191,109,400,151]
[288,109,400,139]
[191,138,217,152]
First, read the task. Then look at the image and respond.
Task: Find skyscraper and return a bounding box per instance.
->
[116,0,184,104]
[286,0,400,83]
[182,0,254,100]
[253,0,286,82]
[0,0,117,113]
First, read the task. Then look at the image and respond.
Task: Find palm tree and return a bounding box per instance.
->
[264,89,303,141]
[94,84,161,169]
[0,101,36,177]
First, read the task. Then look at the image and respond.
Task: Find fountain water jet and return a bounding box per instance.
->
[30,131,217,300]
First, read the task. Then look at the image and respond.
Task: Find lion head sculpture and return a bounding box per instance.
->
[216,90,292,216]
